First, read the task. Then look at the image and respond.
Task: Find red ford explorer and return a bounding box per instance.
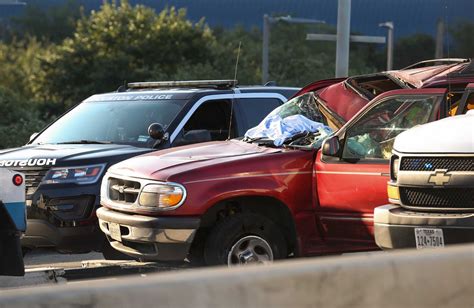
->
[97,59,474,265]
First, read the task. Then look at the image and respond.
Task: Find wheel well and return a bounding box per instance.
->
[195,196,298,255]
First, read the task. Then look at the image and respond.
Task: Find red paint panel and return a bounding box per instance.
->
[318,82,369,122]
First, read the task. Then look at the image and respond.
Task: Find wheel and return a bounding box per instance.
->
[203,213,287,266]
[101,240,134,260]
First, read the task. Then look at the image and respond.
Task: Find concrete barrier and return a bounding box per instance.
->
[0,245,473,308]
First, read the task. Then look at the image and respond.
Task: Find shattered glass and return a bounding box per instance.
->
[244,93,333,148]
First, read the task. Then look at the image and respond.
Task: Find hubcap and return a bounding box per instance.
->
[227,235,273,266]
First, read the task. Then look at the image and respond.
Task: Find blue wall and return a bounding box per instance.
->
[1,0,472,39]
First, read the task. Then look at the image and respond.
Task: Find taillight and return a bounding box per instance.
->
[12,174,23,186]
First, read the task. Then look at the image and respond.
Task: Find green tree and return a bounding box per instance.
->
[393,34,435,69]
[0,87,47,149]
[450,21,474,58]
[38,1,216,108]
[0,38,53,100]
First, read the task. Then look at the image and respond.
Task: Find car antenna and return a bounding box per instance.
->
[227,41,241,140]
[444,0,453,103]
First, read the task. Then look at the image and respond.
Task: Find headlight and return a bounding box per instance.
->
[43,164,106,185]
[391,156,399,181]
[138,183,186,210]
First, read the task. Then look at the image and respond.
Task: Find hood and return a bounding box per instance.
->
[394,112,474,154]
[0,144,151,168]
[108,140,283,180]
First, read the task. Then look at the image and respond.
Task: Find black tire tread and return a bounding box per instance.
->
[203,213,287,265]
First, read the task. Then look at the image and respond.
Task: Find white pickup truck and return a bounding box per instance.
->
[374,110,474,249]
[0,169,26,276]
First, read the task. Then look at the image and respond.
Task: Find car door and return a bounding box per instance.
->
[454,83,474,115]
[314,88,448,251]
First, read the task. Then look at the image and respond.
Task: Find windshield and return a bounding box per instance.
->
[33,99,187,148]
[243,92,333,149]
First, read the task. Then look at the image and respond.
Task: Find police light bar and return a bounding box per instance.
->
[127,80,238,89]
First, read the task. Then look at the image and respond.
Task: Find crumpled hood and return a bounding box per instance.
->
[0,144,151,168]
[108,140,282,180]
[394,112,474,154]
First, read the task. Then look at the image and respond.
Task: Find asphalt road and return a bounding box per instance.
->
[0,249,191,290]
[24,248,105,269]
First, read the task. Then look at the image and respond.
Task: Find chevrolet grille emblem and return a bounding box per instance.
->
[428,169,451,186]
[118,186,125,194]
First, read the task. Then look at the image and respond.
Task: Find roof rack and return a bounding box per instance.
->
[127,80,238,90]
[401,58,469,70]
[447,58,474,77]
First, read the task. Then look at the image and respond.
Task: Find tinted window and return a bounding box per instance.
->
[34,100,186,147]
[238,98,282,130]
[183,100,233,140]
[173,100,235,146]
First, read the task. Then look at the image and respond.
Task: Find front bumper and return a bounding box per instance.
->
[97,207,200,261]
[374,205,474,249]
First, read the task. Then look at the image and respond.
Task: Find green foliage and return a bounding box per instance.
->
[450,21,474,58]
[393,34,436,69]
[39,1,215,107]
[0,38,53,100]
[0,88,47,149]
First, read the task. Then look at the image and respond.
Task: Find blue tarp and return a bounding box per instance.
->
[245,114,331,146]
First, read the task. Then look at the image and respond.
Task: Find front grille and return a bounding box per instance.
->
[400,187,474,211]
[108,177,141,204]
[13,167,49,198]
[400,157,474,172]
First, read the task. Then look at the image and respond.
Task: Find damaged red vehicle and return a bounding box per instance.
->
[97,59,474,265]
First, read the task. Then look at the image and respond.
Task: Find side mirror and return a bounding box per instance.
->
[148,123,165,140]
[321,135,340,157]
[175,130,212,146]
[29,132,39,142]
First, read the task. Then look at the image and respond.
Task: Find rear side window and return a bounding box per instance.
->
[237,98,282,131]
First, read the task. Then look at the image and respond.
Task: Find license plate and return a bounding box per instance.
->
[108,223,121,242]
[414,228,444,249]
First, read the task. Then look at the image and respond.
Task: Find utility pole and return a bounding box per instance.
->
[262,15,271,85]
[262,15,325,84]
[335,0,351,77]
[379,21,394,70]
[435,18,444,59]
[307,0,385,77]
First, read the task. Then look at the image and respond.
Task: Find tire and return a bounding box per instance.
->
[203,213,287,266]
[101,240,134,260]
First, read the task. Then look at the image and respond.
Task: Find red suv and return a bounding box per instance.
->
[97,59,474,265]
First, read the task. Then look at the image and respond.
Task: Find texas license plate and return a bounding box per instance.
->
[414,228,444,249]
[108,223,122,242]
